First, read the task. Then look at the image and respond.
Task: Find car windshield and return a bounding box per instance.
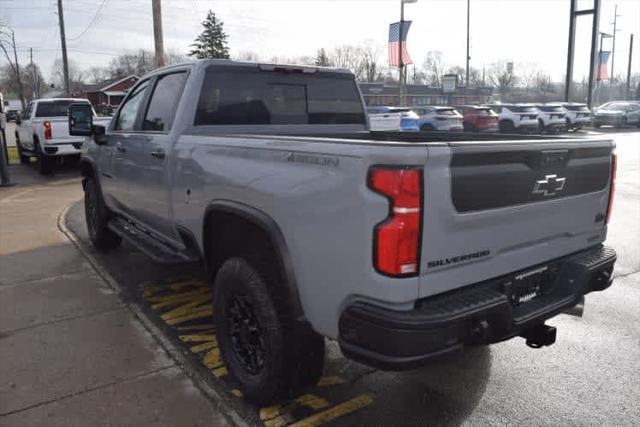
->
[35,100,89,117]
[473,108,496,116]
[537,106,564,112]
[600,103,633,111]
[508,106,536,113]
[436,108,457,116]
[564,105,589,111]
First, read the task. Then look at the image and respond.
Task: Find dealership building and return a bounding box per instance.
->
[358,83,493,107]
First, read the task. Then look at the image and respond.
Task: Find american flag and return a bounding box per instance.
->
[388,21,412,66]
[597,51,610,81]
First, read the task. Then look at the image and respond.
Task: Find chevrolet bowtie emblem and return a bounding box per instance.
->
[532,174,566,197]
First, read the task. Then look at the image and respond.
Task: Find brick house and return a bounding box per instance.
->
[81,75,139,110]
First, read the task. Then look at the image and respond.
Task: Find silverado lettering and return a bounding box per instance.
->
[427,250,491,268]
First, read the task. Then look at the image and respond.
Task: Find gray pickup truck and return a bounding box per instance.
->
[68,60,617,404]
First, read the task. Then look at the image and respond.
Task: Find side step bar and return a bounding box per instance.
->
[108,217,199,265]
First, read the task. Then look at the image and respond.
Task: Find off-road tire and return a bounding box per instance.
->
[15,134,30,164]
[35,139,53,175]
[84,177,122,251]
[214,257,324,405]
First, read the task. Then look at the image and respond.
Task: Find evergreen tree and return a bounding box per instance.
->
[314,48,331,67]
[188,11,230,59]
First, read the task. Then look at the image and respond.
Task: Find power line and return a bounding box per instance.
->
[67,0,109,41]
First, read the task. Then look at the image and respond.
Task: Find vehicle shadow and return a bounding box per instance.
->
[348,345,492,425]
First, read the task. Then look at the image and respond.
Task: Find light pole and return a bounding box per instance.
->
[399,0,417,106]
[465,0,470,89]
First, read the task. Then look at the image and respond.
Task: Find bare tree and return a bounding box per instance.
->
[235,50,261,62]
[446,65,466,86]
[51,58,85,94]
[360,41,382,82]
[314,48,331,67]
[86,66,110,84]
[0,25,26,108]
[421,51,445,87]
[488,61,516,100]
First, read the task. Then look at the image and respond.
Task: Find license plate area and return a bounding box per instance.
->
[508,262,562,307]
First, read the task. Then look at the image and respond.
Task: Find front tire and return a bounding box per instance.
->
[499,120,515,133]
[214,257,324,404]
[84,177,122,251]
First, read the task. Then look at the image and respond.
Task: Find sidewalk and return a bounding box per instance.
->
[0,165,229,426]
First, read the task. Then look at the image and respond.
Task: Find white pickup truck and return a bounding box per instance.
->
[15,98,111,174]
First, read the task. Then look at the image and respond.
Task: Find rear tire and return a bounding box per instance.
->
[538,119,546,133]
[420,124,435,132]
[214,257,324,405]
[35,139,53,175]
[499,120,515,133]
[84,177,122,251]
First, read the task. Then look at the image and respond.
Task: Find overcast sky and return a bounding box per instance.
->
[2,0,639,83]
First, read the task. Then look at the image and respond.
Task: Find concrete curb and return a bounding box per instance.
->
[57,202,249,427]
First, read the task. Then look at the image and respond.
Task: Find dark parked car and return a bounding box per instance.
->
[6,109,20,121]
[456,105,499,132]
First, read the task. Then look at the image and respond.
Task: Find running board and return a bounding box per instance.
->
[107,217,199,265]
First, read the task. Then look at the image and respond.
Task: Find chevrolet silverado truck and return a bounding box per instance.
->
[68,60,617,404]
[15,98,110,174]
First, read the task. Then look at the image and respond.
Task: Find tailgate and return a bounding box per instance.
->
[418,138,614,298]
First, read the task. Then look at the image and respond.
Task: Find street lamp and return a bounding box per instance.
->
[399,0,417,106]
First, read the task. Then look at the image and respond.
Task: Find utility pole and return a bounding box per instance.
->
[8,30,26,110]
[57,0,71,96]
[465,0,470,89]
[586,0,601,108]
[30,47,37,99]
[610,4,621,83]
[626,34,634,100]
[152,0,165,67]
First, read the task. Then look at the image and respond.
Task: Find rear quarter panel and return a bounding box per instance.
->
[171,132,428,338]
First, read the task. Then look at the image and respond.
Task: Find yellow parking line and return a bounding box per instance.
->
[212,366,228,377]
[288,394,374,427]
[263,416,287,427]
[294,394,330,410]
[179,334,216,343]
[190,341,218,353]
[231,388,243,397]
[202,348,224,368]
[150,288,211,308]
[161,297,211,321]
[165,307,213,325]
[176,323,214,331]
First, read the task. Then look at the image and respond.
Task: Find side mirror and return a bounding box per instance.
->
[68,103,93,136]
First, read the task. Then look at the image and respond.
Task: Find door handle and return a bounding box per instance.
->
[116,142,126,153]
[150,149,165,159]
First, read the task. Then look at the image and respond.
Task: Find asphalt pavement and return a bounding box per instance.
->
[1,129,638,426]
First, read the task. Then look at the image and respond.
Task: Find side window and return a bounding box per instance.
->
[114,80,150,132]
[143,72,187,132]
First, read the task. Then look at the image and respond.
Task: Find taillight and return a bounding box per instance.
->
[43,121,52,140]
[605,153,616,224]
[369,167,423,276]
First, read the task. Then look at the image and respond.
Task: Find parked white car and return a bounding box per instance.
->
[534,105,566,132]
[485,103,539,133]
[557,103,592,131]
[15,98,109,174]
[411,106,463,131]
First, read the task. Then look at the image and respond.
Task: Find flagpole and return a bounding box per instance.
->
[399,0,404,106]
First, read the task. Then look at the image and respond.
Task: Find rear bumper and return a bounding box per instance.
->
[339,245,616,370]
[42,142,84,156]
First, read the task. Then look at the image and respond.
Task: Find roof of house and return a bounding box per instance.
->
[82,75,139,93]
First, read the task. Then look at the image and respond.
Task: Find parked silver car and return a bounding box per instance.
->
[592,101,640,128]
[411,106,463,131]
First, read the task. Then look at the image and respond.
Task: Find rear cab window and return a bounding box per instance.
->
[35,100,91,118]
[195,67,365,126]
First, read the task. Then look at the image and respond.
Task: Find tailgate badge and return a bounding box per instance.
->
[532,174,566,197]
